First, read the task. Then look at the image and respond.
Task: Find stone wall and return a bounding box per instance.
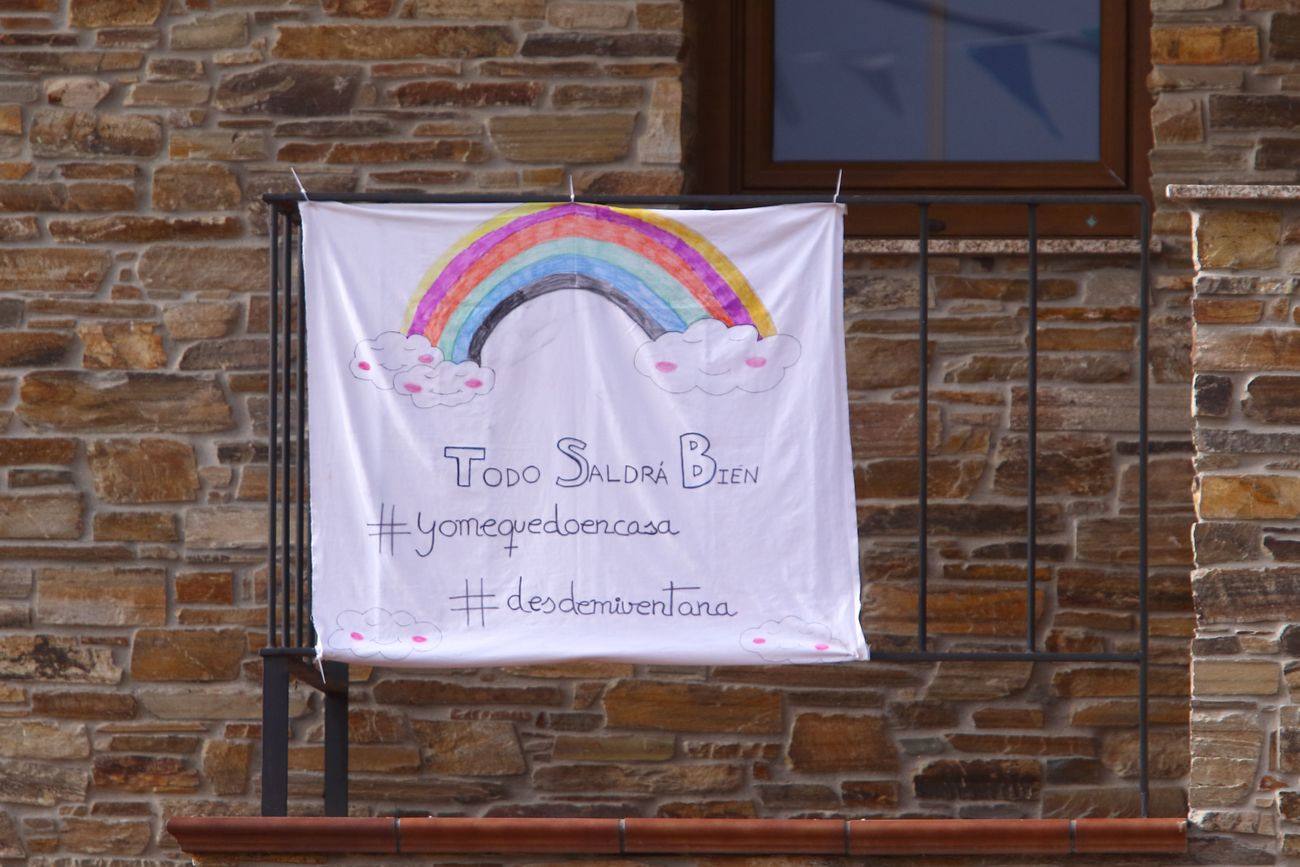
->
[1156,1,1300,862]
[0,1,1206,864]
[1176,186,1300,866]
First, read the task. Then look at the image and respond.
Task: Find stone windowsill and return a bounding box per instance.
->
[1166,183,1300,202]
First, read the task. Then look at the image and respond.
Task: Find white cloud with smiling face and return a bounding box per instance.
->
[325,608,442,661]
[349,333,494,408]
[739,616,846,663]
[393,360,495,408]
[350,331,442,390]
[634,318,801,395]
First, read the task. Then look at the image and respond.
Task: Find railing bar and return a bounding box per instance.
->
[1027,204,1038,652]
[257,645,1148,664]
[295,222,307,649]
[917,204,929,654]
[266,208,280,648]
[1138,201,1152,819]
[281,215,293,648]
[872,651,1144,663]
[306,503,315,648]
[263,192,1149,208]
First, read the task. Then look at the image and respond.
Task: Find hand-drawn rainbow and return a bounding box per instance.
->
[352,203,801,409]
[402,203,778,364]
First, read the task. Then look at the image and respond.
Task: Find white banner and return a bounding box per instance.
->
[302,201,867,667]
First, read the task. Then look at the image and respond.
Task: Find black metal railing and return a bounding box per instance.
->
[260,191,1152,819]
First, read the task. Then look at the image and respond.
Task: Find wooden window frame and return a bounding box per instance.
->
[688,0,1153,237]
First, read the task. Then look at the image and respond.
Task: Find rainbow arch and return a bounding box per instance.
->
[404,203,776,364]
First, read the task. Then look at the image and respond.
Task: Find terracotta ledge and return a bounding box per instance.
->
[845,237,1152,256]
[167,817,1186,857]
[1166,183,1300,201]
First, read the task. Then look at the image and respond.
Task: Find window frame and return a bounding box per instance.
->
[689,0,1153,237]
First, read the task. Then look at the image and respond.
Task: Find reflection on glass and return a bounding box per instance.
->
[772,0,1101,162]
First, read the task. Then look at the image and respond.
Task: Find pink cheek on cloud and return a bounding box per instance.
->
[814,643,830,651]
[403,382,422,393]
[655,361,678,373]
[466,378,483,389]
[350,632,364,641]
[418,354,434,364]
[357,361,371,371]
[745,357,767,368]
[411,635,427,644]
[751,637,766,645]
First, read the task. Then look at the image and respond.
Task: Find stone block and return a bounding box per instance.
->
[0,493,81,540]
[992,432,1114,496]
[394,80,541,108]
[913,759,1041,801]
[272,24,516,60]
[170,13,248,50]
[414,719,526,775]
[216,64,361,115]
[1198,474,1300,520]
[548,1,632,29]
[863,584,1045,637]
[88,438,199,503]
[1193,373,1233,418]
[183,506,265,549]
[1193,659,1279,696]
[551,733,675,762]
[787,713,898,773]
[92,511,178,542]
[92,755,200,793]
[163,301,241,340]
[19,372,233,433]
[138,245,264,292]
[1152,25,1260,64]
[178,338,268,370]
[58,817,150,856]
[849,403,940,458]
[32,690,136,719]
[35,566,165,626]
[0,758,88,805]
[490,113,636,163]
[0,248,110,293]
[372,678,563,706]
[603,680,782,734]
[0,720,88,760]
[845,336,927,390]
[521,31,680,57]
[152,163,240,211]
[1152,93,1204,143]
[1076,515,1193,566]
[1193,210,1280,270]
[129,629,245,682]
[1195,567,1300,623]
[77,322,166,370]
[70,0,164,27]
[533,763,742,795]
[1244,375,1300,423]
[201,740,252,795]
[30,110,161,158]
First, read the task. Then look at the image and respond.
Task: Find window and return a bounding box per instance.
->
[691,0,1152,236]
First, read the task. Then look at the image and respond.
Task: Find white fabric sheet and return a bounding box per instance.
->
[302,201,867,667]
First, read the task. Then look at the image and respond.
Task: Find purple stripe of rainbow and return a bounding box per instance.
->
[408,203,751,336]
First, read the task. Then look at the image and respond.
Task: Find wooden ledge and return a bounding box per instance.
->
[167,817,1186,857]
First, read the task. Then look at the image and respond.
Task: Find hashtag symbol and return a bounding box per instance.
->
[366,502,410,556]
[449,577,498,628]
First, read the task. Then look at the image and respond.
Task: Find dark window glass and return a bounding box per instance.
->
[773,0,1101,163]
